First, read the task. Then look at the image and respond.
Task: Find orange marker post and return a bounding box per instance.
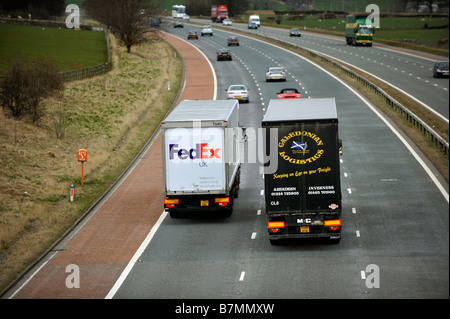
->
[77,149,87,185]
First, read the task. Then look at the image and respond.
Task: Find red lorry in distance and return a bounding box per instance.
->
[211,4,228,23]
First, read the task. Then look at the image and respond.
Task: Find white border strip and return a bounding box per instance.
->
[237,33,449,203]
[105,34,219,299]
[105,210,168,299]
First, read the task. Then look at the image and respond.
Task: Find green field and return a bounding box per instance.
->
[251,14,449,52]
[0,23,108,74]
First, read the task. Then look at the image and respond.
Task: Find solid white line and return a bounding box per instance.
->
[105,210,168,299]
[239,271,245,281]
[8,251,58,299]
[239,34,448,202]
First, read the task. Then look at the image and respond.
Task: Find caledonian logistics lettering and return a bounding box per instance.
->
[278,130,324,164]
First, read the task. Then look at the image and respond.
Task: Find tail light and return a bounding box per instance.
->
[324,219,341,232]
[268,221,285,234]
[164,198,179,208]
[215,197,229,207]
[268,221,285,228]
[324,219,341,227]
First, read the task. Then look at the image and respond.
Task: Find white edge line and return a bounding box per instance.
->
[105,210,168,299]
[316,50,448,123]
[8,251,58,299]
[162,32,217,100]
[226,30,448,202]
[106,33,218,299]
[257,41,449,203]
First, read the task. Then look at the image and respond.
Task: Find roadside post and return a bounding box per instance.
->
[70,185,74,202]
[77,149,87,185]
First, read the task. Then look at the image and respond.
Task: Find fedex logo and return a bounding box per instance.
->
[169,143,221,160]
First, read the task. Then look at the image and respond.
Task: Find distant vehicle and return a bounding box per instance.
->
[345,14,373,46]
[173,21,183,28]
[277,88,302,99]
[289,28,301,37]
[433,61,449,78]
[187,31,198,40]
[211,4,228,23]
[172,5,186,19]
[266,67,286,82]
[201,25,213,36]
[227,36,239,46]
[151,18,160,27]
[182,14,190,21]
[226,84,249,103]
[217,49,232,61]
[249,14,260,27]
[248,22,258,29]
[222,18,232,26]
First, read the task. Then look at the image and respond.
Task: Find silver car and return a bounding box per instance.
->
[266,67,286,82]
[201,25,213,36]
[226,84,249,103]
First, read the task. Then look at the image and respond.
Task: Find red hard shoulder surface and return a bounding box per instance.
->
[13,32,214,299]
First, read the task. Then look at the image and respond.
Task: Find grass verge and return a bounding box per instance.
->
[0,32,182,292]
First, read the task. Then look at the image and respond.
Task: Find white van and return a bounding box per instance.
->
[248,15,260,27]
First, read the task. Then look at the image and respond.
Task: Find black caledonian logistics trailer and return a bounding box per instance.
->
[262,98,343,244]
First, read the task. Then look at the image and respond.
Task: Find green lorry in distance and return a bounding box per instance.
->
[345,15,373,46]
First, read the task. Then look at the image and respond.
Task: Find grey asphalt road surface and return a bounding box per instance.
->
[110,25,449,299]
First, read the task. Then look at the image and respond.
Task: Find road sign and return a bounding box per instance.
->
[78,149,87,162]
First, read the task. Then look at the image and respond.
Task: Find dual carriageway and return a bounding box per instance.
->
[3,18,448,300]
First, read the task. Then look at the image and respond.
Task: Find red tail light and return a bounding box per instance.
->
[164,198,179,208]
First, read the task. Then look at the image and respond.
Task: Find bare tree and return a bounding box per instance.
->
[84,0,161,53]
[0,59,63,123]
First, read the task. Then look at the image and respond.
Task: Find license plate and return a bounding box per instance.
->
[200,200,209,206]
[235,96,241,99]
[273,76,279,79]
[300,226,309,233]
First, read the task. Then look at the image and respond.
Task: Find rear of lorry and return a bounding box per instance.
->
[262,98,342,244]
[162,100,242,218]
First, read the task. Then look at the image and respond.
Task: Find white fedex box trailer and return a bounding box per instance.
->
[162,100,243,218]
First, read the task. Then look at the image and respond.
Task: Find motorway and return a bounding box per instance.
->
[4,21,448,301]
[110,24,449,298]
[201,19,449,122]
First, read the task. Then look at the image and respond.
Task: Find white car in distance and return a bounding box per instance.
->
[201,25,213,36]
[226,84,249,103]
[265,67,286,82]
